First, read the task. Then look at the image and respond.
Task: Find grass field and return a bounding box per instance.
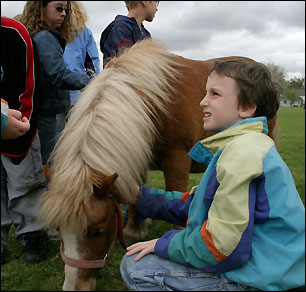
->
[277,107,305,203]
[1,107,305,291]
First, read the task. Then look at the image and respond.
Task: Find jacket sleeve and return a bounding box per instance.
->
[134,186,195,227]
[154,138,268,273]
[1,98,9,134]
[33,31,90,90]
[86,28,100,74]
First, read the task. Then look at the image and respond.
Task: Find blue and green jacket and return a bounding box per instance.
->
[135,117,305,291]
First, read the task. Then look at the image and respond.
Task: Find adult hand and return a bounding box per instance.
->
[125,239,158,261]
[1,109,30,139]
[85,68,96,80]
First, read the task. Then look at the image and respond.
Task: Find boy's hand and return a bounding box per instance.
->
[126,239,158,261]
[2,109,30,139]
[104,57,117,69]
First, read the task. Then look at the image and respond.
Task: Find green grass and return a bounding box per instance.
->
[1,107,304,291]
[277,107,305,203]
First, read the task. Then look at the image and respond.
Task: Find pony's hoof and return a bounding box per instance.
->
[123,223,148,245]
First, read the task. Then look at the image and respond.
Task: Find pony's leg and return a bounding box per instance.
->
[161,148,192,230]
[161,148,191,192]
[124,205,149,245]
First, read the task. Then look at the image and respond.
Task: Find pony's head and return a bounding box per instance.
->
[42,166,120,290]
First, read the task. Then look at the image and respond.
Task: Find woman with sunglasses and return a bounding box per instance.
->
[18,1,93,166]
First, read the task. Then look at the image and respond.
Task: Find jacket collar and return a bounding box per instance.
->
[203,117,268,154]
[115,15,146,29]
[49,29,66,50]
[188,117,268,164]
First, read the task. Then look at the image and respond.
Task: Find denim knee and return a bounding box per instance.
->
[120,253,164,291]
[120,254,137,290]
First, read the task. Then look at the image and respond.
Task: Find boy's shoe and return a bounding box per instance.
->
[22,231,48,263]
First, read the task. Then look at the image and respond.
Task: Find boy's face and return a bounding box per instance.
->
[144,1,158,22]
[200,71,244,132]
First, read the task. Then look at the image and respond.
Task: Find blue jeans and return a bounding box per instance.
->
[55,112,67,139]
[38,113,68,165]
[120,253,260,291]
[38,115,57,165]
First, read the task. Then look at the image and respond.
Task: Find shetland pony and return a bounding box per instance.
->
[39,38,277,290]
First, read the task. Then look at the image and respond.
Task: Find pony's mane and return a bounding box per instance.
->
[39,39,182,235]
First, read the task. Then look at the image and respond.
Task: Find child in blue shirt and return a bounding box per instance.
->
[120,60,305,291]
[100,1,159,68]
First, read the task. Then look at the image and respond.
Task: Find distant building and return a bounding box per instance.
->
[296,88,305,106]
[280,88,305,107]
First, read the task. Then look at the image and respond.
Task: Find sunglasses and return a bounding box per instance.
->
[55,6,70,14]
[50,5,70,14]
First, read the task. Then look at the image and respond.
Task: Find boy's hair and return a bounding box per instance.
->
[124,1,159,11]
[124,1,141,11]
[211,59,281,120]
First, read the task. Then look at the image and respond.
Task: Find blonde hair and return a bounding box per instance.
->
[67,1,88,43]
[13,14,23,22]
[19,1,80,43]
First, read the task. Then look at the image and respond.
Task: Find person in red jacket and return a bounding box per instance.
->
[1,17,48,265]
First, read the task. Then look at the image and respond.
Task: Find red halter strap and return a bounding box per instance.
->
[60,197,126,269]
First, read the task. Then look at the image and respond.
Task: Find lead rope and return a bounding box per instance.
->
[112,197,127,249]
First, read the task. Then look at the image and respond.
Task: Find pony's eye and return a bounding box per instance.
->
[87,228,104,238]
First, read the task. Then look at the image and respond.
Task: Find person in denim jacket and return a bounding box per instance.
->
[120,60,305,291]
[19,1,93,165]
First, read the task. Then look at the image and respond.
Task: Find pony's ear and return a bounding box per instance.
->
[42,165,53,182]
[93,173,118,198]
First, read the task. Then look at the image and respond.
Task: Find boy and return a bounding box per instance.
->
[120,60,305,291]
[100,1,159,68]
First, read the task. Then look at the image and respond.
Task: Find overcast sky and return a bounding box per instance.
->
[1,1,305,80]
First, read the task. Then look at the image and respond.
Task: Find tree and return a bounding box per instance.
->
[287,77,305,89]
[283,87,301,105]
[266,63,286,90]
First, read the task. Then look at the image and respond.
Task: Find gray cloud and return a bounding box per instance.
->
[1,1,304,79]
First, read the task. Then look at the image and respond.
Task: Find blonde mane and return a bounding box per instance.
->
[39,39,182,235]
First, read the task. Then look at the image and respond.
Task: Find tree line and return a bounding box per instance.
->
[266,63,305,106]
